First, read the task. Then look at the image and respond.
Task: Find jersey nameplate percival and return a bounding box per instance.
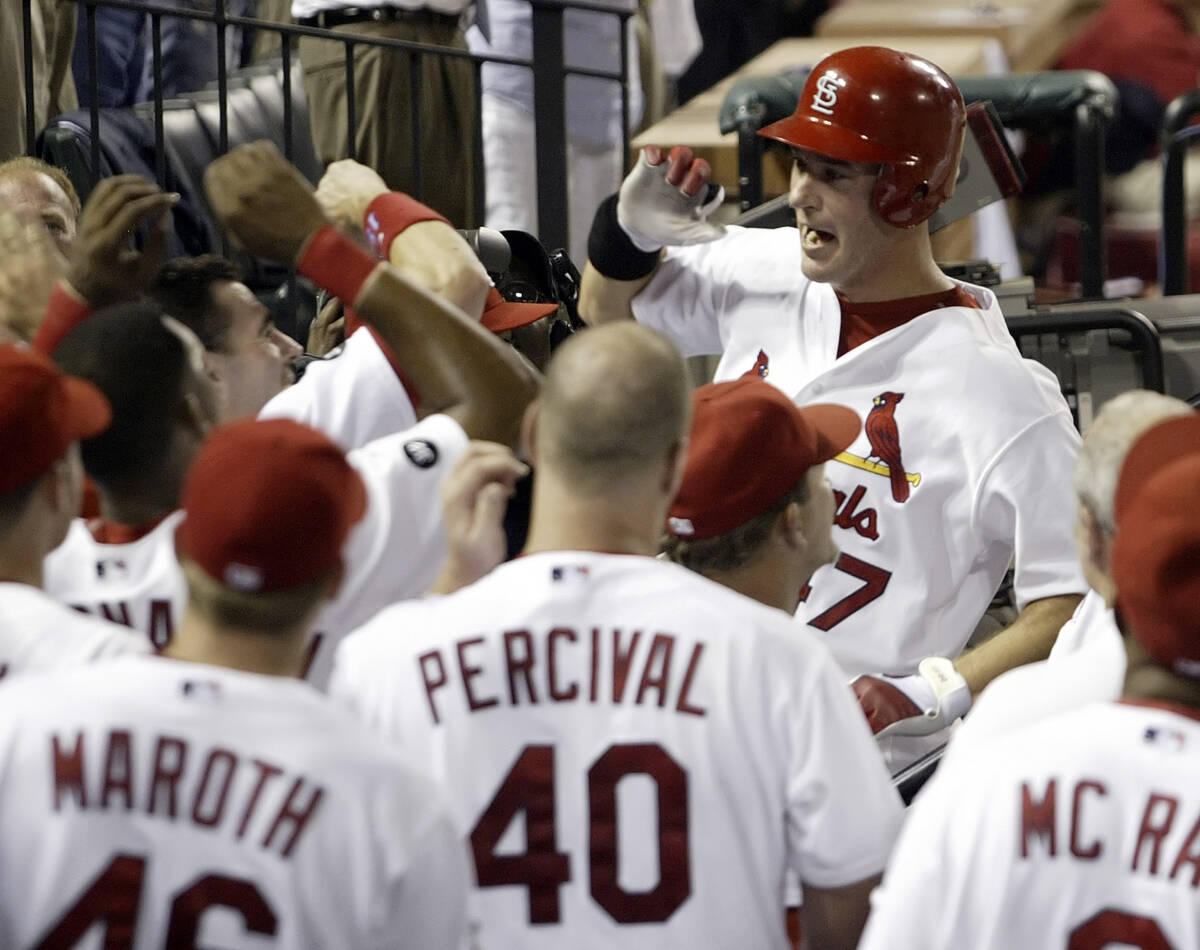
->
[417,628,707,725]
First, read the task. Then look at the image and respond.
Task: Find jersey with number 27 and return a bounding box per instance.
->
[331,551,903,949]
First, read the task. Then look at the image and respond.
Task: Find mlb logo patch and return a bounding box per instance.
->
[551,565,590,582]
[181,680,223,701]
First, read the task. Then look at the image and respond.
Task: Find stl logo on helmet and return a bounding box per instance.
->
[811,71,847,116]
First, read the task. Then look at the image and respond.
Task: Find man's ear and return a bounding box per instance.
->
[779,499,808,552]
[520,400,540,464]
[180,391,213,440]
[663,436,689,500]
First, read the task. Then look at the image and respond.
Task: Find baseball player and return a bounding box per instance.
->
[0,344,147,677]
[860,413,1200,949]
[0,417,470,948]
[942,390,1195,755]
[330,323,903,950]
[261,157,559,451]
[43,142,536,685]
[580,45,1086,765]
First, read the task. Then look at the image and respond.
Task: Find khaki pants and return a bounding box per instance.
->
[299,16,479,225]
[1,0,78,160]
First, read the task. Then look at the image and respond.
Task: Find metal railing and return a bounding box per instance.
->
[1159,88,1200,297]
[20,0,636,254]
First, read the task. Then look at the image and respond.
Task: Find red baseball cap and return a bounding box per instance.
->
[177,418,368,593]
[0,344,111,493]
[667,377,861,540]
[480,287,559,334]
[1110,414,1200,676]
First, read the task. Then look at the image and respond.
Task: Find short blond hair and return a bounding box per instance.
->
[181,557,331,634]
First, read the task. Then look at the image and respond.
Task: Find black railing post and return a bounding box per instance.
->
[22,0,36,153]
[1075,101,1106,299]
[1160,90,1200,296]
[344,39,357,162]
[530,0,568,253]
[215,0,229,153]
[151,11,166,186]
[409,52,422,200]
[87,0,101,180]
[282,29,294,163]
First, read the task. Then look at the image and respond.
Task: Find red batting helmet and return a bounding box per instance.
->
[758,46,967,228]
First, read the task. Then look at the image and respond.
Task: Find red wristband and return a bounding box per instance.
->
[34,280,93,354]
[297,226,380,307]
[363,192,449,259]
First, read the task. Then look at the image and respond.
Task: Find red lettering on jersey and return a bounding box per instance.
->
[589,628,601,703]
[1020,779,1057,857]
[1133,794,1179,875]
[262,777,324,858]
[148,599,174,649]
[100,730,135,811]
[547,627,579,702]
[675,643,707,717]
[635,635,676,708]
[457,636,498,712]
[1169,811,1200,886]
[191,749,237,827]
[99,601,133,627]
[148,735,187,818]
[832,486,879,541]
[237,760,284,840]
[1069,780,1106,860]
[418,649,448,724]
[611,630,643,704]
[52,732,88,810]
[503,630,538,705]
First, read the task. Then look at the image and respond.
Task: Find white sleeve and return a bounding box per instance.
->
[630,241,728,357]
[975,412,1087,609]
[373,772,473,950]
[321,416,469,634]
[857,762,962,950]
[786,648,905,888]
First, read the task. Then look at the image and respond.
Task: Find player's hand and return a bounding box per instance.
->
[67,174,178,309]
[307,296,346,356]
[0,206,66,341]
[203,140,328,263]
[616,145,726,251]
[851,658,971,738]
[430,442,530,595]
[315,158,389,233]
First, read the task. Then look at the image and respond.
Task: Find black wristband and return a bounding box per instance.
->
[587,194,662,281]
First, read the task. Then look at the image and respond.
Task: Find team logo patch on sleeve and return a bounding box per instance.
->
[833,391,921,504]
[404,439,439,468]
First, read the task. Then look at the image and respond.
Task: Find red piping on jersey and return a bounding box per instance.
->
[86,512,173,544]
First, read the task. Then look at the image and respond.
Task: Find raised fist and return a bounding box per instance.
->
[203,141,328,263]
[315,159,389,233]
[616,145,726,251]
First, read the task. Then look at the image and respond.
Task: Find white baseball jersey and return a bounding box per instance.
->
[42,413,469,686]
[330,550,904,949]
[260,327,418,452]
[861,700,1200,949]
[633,226,1086,677]
[0,581,148,680]
[0,655,469,948]
[940,590,1126,768]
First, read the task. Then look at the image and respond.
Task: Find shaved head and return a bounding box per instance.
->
[537,323,691,491]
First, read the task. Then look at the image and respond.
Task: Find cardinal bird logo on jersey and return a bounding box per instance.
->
[743,349,770,379]
[864,391,911,503]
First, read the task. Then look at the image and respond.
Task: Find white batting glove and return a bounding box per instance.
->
[851,657,971,739]
[616,145,726,252]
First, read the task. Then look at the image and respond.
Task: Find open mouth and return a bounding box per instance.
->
[802,225,836,249]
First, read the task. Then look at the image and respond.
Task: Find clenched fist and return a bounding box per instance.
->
[203,141,329,263]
